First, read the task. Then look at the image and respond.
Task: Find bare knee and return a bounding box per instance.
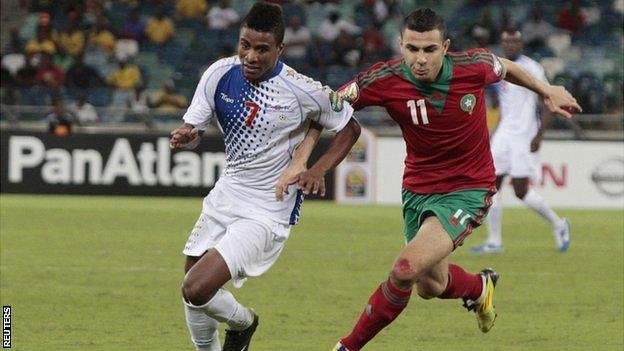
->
[182,274,215,306]
[390,258,419,290]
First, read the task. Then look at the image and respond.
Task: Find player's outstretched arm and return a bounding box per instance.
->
[297,118,361,197]
[275,121,323,201]
[500,57,582,118]
[169,123,202,150]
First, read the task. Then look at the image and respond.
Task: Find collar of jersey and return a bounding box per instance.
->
[401,56,451,88]
[243,60,284,83]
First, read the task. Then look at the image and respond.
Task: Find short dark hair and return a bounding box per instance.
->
[241,2,285,44]
[402,8,447,40]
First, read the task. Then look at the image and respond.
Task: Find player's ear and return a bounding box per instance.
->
[277,43,285,56]
[442,38,451,54]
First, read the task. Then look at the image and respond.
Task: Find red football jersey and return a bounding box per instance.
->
[340,48,506,193]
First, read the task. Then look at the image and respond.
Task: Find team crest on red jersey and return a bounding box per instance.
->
[460,94,476,115]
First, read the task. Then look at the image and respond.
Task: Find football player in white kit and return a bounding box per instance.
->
[471,29,571,254]
[169,3,361,350]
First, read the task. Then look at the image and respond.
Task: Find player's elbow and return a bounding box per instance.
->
[344,117,361,142]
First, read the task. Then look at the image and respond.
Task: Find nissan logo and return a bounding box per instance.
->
[591,158,624,197]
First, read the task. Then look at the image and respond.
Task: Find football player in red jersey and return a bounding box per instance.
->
[321,8,581,351]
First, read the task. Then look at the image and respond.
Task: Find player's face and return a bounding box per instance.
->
[400,29,450,83]
[238,27,284,82]
[501,36,522,60]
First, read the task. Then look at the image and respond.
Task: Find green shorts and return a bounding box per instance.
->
[402,187,496,248]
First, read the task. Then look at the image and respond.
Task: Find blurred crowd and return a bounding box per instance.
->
[0,0,622,131]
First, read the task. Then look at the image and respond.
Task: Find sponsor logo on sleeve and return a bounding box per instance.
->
[329,91,344,112]
[493,56,503,77]
[338,81,360,103]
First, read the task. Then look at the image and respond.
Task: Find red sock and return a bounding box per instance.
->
[438,263,483,300]
[340,278,411,351]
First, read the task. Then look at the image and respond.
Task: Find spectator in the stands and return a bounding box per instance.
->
[361,23,385,65]
[107,58,142,121]
[36,53,64,87]
[331,29,360,67]
[65,54,104,90]
[499,9,514,32]
[67,1,89,30]
[319,10,361,43]
[107,58,142,91]
[522,5,558,52]
[150,81,188,111]
[467,9,496,47]
[206,0,240,31]
[69,93,99,125]
[1,53,26,80]
[283,15,311,69]
[58,19,86,57]
[177,0,207,19]
[146,7,176,45]
[89,15,116,55]
[354,0,389,28]
[47,98,74,136]
[25,26,57,56]
[4,28,23,54]
[35,12,58,42]
[53,46,74,73]
[129,85,150,114]
[122,7,146,41]
[14,53,39,87]
[557,0,586,38]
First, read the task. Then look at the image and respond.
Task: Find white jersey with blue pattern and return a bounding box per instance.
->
[494,55,547,138]
[183,56,353,225]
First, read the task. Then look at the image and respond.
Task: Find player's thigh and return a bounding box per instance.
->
[185,254,204,273]
[491,132,512,176]
[402,188,496,248]
[182,208,230,258]
[215,218,290,288]
[509,139,539,180]
[394,215,453,281]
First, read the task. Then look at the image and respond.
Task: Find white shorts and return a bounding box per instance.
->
[182,187,291,288]
[491,132,540,180]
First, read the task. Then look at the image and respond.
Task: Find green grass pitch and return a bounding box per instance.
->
[1,195,622,350]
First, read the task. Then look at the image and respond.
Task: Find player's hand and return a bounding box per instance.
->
[530,135,542,152]
[543,85,582,118]
[297,167,326,197]
[170,125,201,149]
[275,163,306,201]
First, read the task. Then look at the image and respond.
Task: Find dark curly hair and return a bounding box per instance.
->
[241,2,285,44]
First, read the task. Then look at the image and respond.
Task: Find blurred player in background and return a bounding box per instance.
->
[169,3,360,350]
[471,29,570,254]
[327,8,580,351]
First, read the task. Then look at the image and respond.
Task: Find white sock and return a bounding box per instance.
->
[184,302,221,351]
[522,189,564,229]
[486,192,503,246]
[195,288,253,331]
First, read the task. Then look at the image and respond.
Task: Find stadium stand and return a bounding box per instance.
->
[0,0,622,138]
